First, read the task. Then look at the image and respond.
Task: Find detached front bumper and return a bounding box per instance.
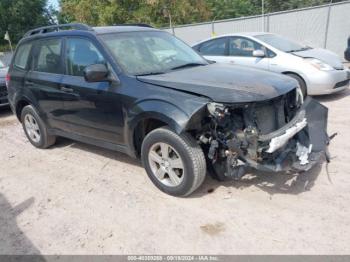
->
[244,97,329,173]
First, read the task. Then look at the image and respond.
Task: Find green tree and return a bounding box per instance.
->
[146,0,211,26]
[58,0,347,29]
[206,0,260,20]
[264,0,326,12]
[0,0,53,49]
[59,0,211,27]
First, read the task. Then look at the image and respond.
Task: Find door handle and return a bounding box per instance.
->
[60,86,74,93]
[25,80,34,86]
[229,60,235,64]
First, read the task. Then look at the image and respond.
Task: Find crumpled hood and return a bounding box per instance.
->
[137,63,297,103]
[292,48,343,70]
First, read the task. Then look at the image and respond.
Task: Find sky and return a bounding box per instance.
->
[48,0,59,10]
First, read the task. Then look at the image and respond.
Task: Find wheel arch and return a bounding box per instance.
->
[132,117,170,157]
[128,111,187,158]
[282,71,307,87]
[15,98,31,122]
[126,98,207,157]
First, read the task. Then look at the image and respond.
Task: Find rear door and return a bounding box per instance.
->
[195,37,230,63]
[25,37,67,129]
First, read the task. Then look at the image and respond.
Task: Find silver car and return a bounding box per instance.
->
[0,59,9,107]
[193,33,350,96]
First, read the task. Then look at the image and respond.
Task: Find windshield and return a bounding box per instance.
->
[100,31,207,75]
[255,34,311,52]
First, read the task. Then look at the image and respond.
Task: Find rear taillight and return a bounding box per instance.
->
[5,73,10,88]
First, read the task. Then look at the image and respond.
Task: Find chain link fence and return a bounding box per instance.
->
[164,1,350,59]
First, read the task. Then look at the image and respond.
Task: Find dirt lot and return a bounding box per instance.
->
[1,89,350,255]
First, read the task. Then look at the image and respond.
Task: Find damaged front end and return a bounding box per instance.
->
[198,89,329,180]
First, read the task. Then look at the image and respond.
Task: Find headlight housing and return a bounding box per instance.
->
[305,58,333,71]
[207,102,226,118]
[295,86,304,105]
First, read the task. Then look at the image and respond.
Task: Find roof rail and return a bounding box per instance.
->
[113,23,153,28]
[24,23,93,37]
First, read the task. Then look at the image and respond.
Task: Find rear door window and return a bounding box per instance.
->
[14,42,32,70]
[198,37,228,56]
[32,38,63,74]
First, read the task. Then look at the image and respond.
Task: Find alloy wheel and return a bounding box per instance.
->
[24,114,41,143]
[148,142,185,187]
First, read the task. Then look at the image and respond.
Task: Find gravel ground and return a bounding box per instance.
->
[0,89,350,255]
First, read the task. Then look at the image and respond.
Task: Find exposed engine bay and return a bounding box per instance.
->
[197,88,329,180]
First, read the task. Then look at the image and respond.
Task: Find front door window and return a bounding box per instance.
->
[229,37,265,57]
[66,38,106,77]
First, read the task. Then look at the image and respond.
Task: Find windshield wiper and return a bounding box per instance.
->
[135,71,165,76]
[169,62,206,71]
[136,63,206,76]
[287,47,312,53]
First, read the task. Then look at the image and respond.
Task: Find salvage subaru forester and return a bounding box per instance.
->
[7,23,329,196]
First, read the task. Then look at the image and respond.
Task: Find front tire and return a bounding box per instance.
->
[21,105,56,149]
[141,127,206,197]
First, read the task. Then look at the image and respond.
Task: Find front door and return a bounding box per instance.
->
[60,37,124,144]
[227,36,270,70]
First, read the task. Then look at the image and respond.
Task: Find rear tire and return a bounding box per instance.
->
[21,105,56,149]
[285,73,307,98]
[141,127,206,197]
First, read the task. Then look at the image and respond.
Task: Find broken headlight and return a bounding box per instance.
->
[296,86,304,105]
[207,102,227,118]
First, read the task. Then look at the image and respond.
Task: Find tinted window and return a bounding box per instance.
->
[199,38,227,56]
[33,38,62,74]
[14,42,32,69]
[66,38,105,77]
[229,37,265,57]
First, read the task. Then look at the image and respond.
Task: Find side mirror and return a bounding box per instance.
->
[84,64,109,82]
[253,50,265,58]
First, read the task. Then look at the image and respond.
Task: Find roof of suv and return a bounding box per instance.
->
[23,23,158,40]
[93,25,158,34]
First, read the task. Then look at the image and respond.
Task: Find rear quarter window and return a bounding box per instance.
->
[14,42,32,70]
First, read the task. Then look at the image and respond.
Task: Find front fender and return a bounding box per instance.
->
[129,99,188,132]
[125,96,208,156]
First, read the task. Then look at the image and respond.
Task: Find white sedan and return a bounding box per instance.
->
[192,33,349,96]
